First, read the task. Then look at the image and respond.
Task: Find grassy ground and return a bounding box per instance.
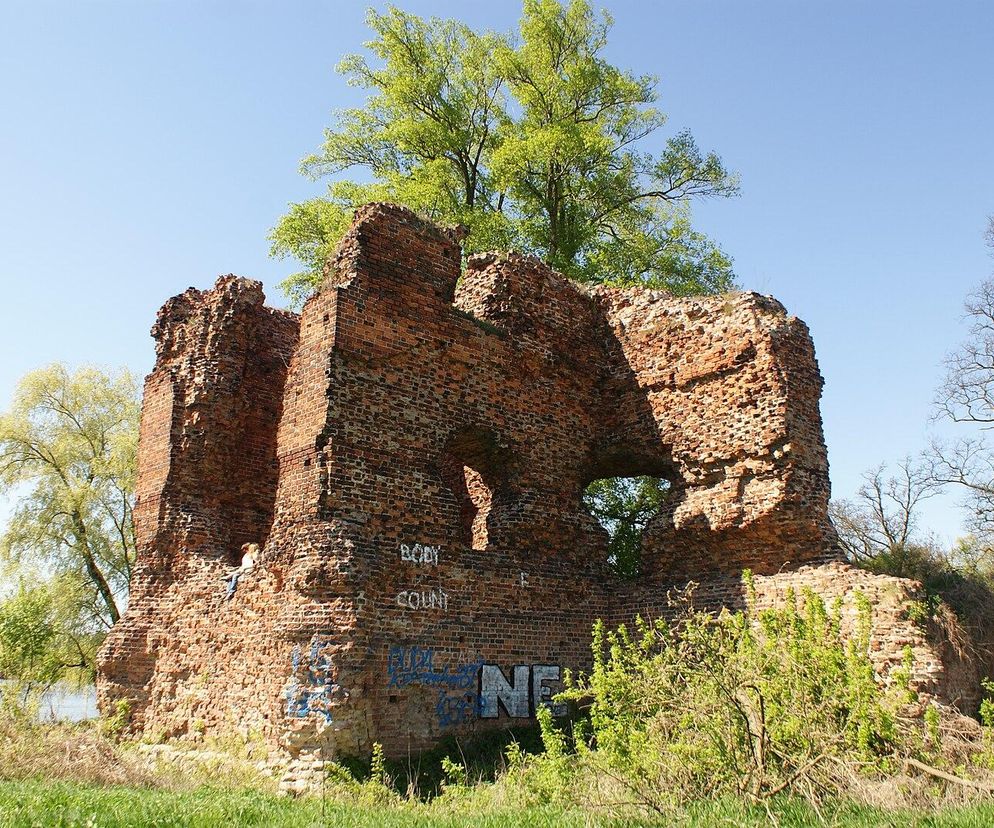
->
[4,780,994,828]
[6,715,994,826]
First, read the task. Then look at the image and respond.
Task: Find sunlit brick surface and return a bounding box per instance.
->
[96,204,975,790]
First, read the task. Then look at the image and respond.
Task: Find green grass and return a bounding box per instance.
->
[1,779,576,828]
[368,724,547,797]
[4,780,994,828]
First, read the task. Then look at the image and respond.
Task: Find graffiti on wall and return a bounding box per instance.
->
[395,588,449,611]
[478,663,563,719]
[284,637,337,724]
[386,646,563,728]
[388,645,482,729]
[387,645,480,690]
[396,542,449,611]
[400,543,440,564]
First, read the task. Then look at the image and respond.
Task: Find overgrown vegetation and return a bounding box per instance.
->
[831,460,994,678]
[8,583,994,824]
[518,582,944,815]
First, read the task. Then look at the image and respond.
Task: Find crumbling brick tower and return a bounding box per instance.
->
[97,204,975,786]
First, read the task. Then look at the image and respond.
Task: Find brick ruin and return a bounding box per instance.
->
[96,203,977,787]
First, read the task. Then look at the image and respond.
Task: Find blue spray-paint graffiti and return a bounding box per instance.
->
[385,646,565,728]
[387,646,481,690]
[284,638,337,724]
[387,646,435,687]
[387,646,483,728]
[435,689,478,727]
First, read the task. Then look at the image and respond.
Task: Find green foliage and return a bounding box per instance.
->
[0,577,100,705]
[6,699,994,825]
[582,476,669,578]
[0,364,139,665]
[532,586,924,811]
[100,699,132,740]
[0,582,67,694]
[976,679,994,770]
[332,725,545,801]
[323,742,404,808]
[370,742,389,789]
[270,5,513,305]
[439,756,467,789]
[924,704,941,750]
[491,0,737,286]
[981,679,994,729]
[270,0,738,307]
[7,778,994,828]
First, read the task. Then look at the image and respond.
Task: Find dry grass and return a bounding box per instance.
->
[0,713,277,792]
[0,715,153,788]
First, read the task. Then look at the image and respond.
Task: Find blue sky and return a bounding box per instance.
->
[1,0,992,541]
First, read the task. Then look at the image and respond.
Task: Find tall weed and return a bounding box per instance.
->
[532,578,934,813]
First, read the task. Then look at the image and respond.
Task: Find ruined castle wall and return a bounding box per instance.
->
[597,288,838,588]
[263,207,619,758]
[97,277,298,735]
[97,204,976,780]
[133,277,298,563]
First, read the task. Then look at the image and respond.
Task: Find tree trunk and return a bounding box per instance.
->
[71,512,120,624]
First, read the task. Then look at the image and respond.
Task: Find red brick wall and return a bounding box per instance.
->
[97,205,976,787]
[97,277,298,732]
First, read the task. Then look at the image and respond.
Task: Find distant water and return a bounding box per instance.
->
[1,681,98,721]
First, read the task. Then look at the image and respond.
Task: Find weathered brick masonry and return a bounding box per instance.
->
[97,203,976,785]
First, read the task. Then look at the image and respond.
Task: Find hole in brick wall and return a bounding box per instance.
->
[582,476,671,579]
[441,426,509,551]
[461,465,492,550]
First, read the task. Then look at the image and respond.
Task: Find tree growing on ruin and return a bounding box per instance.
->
[270,0,738,307]
[0,365,139,639]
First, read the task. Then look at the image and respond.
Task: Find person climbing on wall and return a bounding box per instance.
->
[225,542,259,600]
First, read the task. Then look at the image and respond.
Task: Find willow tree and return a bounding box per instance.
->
[0,365,139,639]
[270,0,738,307]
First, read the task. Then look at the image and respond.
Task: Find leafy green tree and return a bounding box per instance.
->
[271,6,513,307]
[0,365,139,636]
[270,0,738,307]
[0,577,99,697]
[492,0,738,287]
[582,476,670,578]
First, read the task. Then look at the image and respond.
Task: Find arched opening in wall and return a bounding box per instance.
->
[458,465,493,550]
[441,427,508,551]
[582,476,671,579]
